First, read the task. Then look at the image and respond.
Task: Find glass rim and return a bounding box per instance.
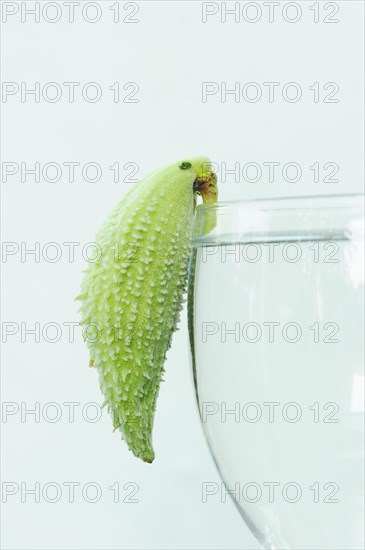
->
[193,193,364,244]
[196,193,365,213]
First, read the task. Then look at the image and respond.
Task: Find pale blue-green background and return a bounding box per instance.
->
[1,1,364,549]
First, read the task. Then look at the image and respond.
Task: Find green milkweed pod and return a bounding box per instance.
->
[77,157,218,462]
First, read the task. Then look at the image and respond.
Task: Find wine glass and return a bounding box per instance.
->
[188,195,364,550]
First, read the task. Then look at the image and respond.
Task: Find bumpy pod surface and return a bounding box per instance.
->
[78,157,217,462]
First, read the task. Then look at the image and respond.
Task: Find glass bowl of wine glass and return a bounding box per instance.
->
[188,194,364,550]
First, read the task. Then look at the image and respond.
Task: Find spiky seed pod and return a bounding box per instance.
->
[77,157,218,462]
